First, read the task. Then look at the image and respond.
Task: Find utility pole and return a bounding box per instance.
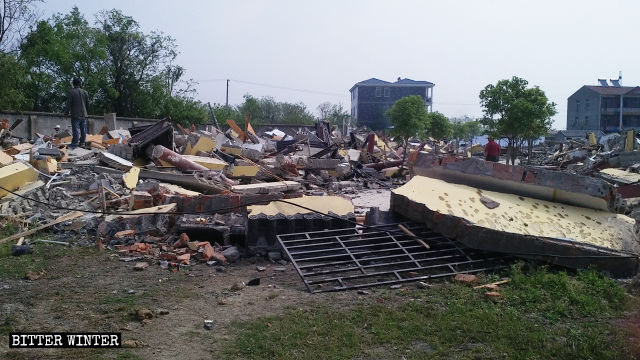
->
[226,79,230,117]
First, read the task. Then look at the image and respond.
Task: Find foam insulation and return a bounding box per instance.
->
[600,168,640,184]
[392,176,639,253]
[0,162,39,198]
[184,136,216,155]
[182,155,227,171]
[248,196,354,217]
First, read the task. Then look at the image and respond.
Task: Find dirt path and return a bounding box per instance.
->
[0,248,366,359]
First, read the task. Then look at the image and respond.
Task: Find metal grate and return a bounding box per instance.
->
[277,223,511,293]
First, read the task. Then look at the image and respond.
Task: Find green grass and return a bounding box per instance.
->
[0,221,102,279]
[224,264,631,360]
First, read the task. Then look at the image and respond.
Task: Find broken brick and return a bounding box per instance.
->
[129,242,152,252]
[454,274,478,284]
[202,244,215,261]
[173,233,189,248]
[203,244,227,263]
[132,191,153,209]
[484,291,504,301]
[159,252,177,261]
[177,253,190,265]
[114,229,136,238]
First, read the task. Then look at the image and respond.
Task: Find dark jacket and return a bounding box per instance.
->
[66,87,89,119]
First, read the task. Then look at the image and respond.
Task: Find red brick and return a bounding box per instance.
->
[484,291,504,301]
[173,233,189,248]
[177,253,190,265]
[132,191,153,209]
[160,253,177,261]
[454,273,478,284]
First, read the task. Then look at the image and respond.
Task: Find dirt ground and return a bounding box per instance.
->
[0,247,373,360]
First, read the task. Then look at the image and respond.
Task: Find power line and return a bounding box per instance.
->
[198,78,345,97]
[198,78,481,106]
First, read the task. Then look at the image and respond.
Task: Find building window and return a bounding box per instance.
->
[384,87,390,97]
[585,99,590,111]
[576,100,580,112]
[375,87,382,97]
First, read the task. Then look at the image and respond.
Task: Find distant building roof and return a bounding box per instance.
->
[583,85,636,96]
[350,77,434,92]
[394,78,434,86]
[354,78,391,86]
[555,129,604,139]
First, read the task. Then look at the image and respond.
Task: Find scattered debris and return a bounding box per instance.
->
[133,262,149,271]
[203,320,215,330]
[2,116,640,292]
[454,274,479,284]
[24,270,45,280]
[135,307,154,321]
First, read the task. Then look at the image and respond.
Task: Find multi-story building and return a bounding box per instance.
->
[350,77,434,130]
[567,78,640,132]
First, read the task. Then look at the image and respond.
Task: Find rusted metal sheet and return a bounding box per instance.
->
[128,120,174,158]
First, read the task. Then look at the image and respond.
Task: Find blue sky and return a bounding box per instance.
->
[39,0,640,129]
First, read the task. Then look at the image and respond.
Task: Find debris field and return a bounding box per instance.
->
[1,117,640,289]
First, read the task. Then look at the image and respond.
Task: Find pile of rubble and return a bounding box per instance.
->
[2,116,640,284]
[0,117,409,269]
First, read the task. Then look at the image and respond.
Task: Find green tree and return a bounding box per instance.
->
[20,7,107,112]
[386,95,429,170]
[0,51,31,109]
[462,120,482,144]
[18,7,206,125]
[317,102,350,133]
[280,101,315,125]
[425,111,451,152]
[96,9,178,117]
[0,0,41,51]
[451,118,483,154]
[479,76,556,164]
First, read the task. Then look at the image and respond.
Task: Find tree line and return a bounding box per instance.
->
[0,4,350,127]
[387,76,556,165]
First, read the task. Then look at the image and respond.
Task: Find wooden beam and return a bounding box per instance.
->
[397,224,430,249]
[0,211,84,244]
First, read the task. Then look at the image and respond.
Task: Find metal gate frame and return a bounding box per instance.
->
[277,223,510,293]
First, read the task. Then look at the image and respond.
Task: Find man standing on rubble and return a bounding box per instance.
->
[485,136,500,162]
[65,77,89,149]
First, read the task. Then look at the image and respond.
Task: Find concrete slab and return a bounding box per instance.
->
[391,176,640,276]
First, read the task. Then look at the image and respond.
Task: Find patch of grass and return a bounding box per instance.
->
[173,285,197,299]
[0,238,68,279]
[98,294,140,322]
[223,263,631,360]
[506,263,626,320]
[0,313,17,335]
